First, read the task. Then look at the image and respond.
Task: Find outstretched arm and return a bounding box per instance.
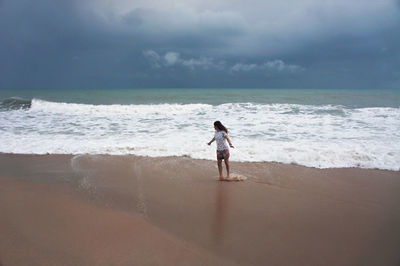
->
[225,135,234,148]
[207,137,215,145]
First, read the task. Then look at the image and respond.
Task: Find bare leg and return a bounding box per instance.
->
[217,159,223,180]
[224,158,231,180]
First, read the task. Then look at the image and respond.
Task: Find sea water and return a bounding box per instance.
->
[0,88,399,170]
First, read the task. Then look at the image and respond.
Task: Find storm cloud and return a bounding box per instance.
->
[0,0,399,89]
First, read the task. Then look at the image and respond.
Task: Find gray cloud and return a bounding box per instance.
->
[142,50,162,68]
[143,50,304,76]
[0,0,399,89]
[230,60,304,74]
[88,0,400,56]
[143,50,225,70]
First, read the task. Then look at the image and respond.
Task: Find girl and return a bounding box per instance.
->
[207,121,234,181]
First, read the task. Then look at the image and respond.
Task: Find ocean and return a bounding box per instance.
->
[0,88,399,170]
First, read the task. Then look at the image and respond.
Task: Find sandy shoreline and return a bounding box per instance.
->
[0,153,399,265]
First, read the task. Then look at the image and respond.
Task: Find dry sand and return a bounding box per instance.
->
[0,153,399,266]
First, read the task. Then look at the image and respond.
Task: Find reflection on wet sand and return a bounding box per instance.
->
[212,182,230,246]
[2,154,399,265]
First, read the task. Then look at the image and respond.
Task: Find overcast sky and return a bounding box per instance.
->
[1,0,399,89]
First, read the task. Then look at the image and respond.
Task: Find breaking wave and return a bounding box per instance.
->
[0,98,399,170]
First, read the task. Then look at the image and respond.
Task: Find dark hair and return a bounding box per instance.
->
[214,121,228,133]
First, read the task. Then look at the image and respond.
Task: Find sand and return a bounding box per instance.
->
[0,153,399,266]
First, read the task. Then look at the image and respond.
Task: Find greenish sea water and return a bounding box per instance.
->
[0,88,399,107]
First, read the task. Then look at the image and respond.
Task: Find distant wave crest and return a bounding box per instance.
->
[0,97,32,111]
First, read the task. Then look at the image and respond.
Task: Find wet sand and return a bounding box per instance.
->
[0,154,399,266]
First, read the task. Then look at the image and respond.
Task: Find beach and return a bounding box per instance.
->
[1,153,399,265]
[2,0,400,264]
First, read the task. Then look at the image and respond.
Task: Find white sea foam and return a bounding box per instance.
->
[1,99,399,170]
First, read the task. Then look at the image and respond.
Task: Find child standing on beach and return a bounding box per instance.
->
[208,121,234,181]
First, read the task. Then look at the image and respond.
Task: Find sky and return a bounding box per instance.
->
[0,0,400,89]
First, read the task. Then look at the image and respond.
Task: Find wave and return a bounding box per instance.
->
[0,97,32,111]
[1,99,399,171]
[29,98,212,115]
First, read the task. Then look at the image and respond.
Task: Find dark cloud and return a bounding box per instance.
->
[0,0,399,89]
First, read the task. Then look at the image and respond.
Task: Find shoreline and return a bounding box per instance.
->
[1,153,399,265]
[1,152,398,172]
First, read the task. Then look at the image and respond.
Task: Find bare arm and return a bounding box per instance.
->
[207,137,215,145]
[225,135,234,148]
